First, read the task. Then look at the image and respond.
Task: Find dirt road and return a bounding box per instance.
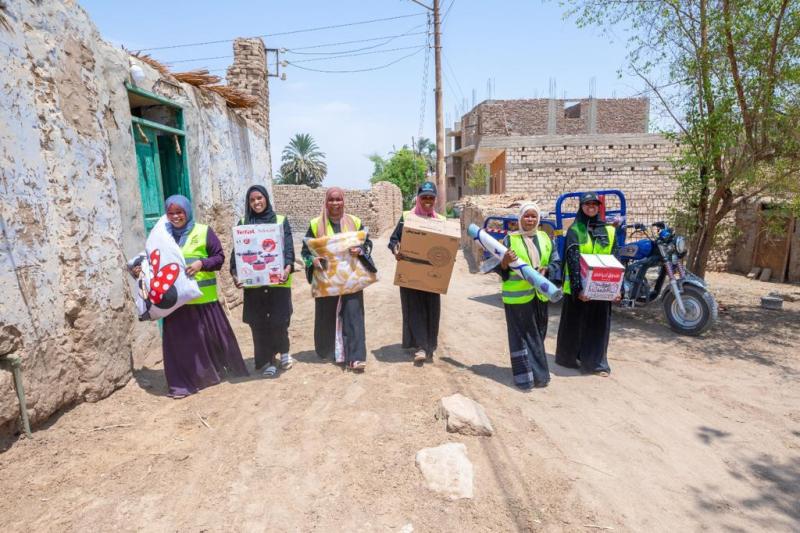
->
[2,226,799,532]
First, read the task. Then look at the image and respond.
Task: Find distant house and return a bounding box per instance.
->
[445,97,680,225]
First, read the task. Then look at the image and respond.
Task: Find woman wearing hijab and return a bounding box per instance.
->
[496,202,559,389]
[388,181,445,365]
[555,192,618,376]
[301,187,374,372]
[160,195,249,397]
[230,185,295,378]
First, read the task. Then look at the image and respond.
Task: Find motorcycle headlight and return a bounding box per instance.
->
[675,236,687,256]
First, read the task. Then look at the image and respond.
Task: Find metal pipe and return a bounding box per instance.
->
[2,356,31,438]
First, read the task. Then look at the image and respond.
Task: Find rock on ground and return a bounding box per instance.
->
[437,393,494,436]
[415,442,474,500]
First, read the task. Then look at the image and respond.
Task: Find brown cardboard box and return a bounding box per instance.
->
[394,215,460,294]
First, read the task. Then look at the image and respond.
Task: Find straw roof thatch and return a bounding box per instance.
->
[172,69,222,87]
[130,52,170,77]
[206,85,258,108]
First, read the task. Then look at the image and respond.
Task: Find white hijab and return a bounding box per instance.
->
[514,202,541,268]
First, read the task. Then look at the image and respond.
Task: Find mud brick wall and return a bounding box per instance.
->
[272,181,403,238]
[226,38,270,134]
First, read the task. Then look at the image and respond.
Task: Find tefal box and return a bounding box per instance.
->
[579,254,625,301]
[394,215,460,294]
[232,223,284,287]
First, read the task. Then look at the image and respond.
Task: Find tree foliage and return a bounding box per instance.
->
[368,148,427,208]
[467,163,489,191]
[415,137,437,175]
[564,0,800,275]
[277,133,327,188]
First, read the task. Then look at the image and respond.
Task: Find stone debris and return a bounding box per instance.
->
[437,393,494,436]
[415,442,474,500]
[759,268,773,282]
[761,295,783,310]
[746,267,761,279]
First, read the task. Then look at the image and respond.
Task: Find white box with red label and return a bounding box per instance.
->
[579,253,625,301]
[232,223,284,287]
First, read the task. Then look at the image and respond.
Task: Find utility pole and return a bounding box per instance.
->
[411,0,446,214]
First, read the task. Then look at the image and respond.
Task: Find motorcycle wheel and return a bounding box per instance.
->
[662,284,717,336]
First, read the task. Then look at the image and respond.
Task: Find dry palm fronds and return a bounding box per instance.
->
[205,85,258,108]
[172,69,222,87]
[130,51,171,77]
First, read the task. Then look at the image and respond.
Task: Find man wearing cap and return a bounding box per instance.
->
[555,191,618,377]
[389,181,446,365]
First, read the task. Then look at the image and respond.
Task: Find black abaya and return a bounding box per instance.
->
[389,216,442,357]
[504,302,550,388]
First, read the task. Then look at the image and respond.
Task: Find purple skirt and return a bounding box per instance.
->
[162,301,249,396]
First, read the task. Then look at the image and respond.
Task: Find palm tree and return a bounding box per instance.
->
[277,133,327,187]
[415,137,436,175]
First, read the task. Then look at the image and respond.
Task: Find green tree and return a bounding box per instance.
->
[369,148,427,208]
[564,0,800,276]
[467,163,489,191]
[277,133,327,188]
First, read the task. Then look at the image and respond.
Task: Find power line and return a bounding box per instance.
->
[442,0,456,25]
[136,13,426,52]
[418,16,433,139]
[442,52,465,103]
[290,45,425,64]
[286,46,425,73]
[287,28,427,55]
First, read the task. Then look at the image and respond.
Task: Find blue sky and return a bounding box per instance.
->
[81,0,643,189]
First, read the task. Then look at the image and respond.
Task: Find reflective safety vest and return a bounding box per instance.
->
[181,224,217,305]
[501,231,553,305]
[562,223,616,295]
[240,215,292,289]
[309,214,362,237]
[402,210,446,221]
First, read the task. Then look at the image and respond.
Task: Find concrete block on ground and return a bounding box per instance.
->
[415,442,474,500]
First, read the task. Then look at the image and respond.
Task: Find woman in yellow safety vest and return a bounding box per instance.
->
[231,185,295,378]
[134,195,249,398]
[497,202,558,389]
[389,181,445,365]
[300,187,374,372]
[555,192,618,376]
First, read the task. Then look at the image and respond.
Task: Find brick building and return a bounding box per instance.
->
[446,97,680,224]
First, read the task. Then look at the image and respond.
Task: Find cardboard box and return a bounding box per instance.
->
[394,215,460,294]
[232,223,284,287]
[579,253,625,301]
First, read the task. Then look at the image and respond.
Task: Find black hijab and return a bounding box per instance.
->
[576,192,609,247]
[244,184,277,224]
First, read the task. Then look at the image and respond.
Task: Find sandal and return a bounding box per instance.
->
[262,365,278,378]
[594,371,610,378]
[413,350,426,365]
[280,353,294,370]
[348,361,366,372]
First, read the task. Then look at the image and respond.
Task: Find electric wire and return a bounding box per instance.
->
[136,13,426,52]
[285,46,425,73]
[289,45,425,64]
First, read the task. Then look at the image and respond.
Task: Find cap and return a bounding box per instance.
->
[580,191,600,204]
[417,181,437,197]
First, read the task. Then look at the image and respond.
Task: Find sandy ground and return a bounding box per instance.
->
[1,224,799,532]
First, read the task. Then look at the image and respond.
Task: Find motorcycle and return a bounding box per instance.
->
[617,221,718,335]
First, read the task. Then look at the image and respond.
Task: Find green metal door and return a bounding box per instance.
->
[134,126,165,234]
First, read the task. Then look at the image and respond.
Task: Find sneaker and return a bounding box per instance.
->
[413,350,426,364]
[280,353,294,370]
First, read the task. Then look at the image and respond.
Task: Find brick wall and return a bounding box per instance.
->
[497,136,679,224]
[272,181,403,237]
[465,98,649,138]
[226,38,270,133]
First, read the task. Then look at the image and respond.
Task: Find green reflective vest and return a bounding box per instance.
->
[181,224,217,305]
[240,215,292,289]
[562,223,616,295]
[310,214,362,237]
[501,231,553,305]
[402,210,446,221]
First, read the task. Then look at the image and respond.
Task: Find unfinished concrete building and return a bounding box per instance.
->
[446,97,679,224]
